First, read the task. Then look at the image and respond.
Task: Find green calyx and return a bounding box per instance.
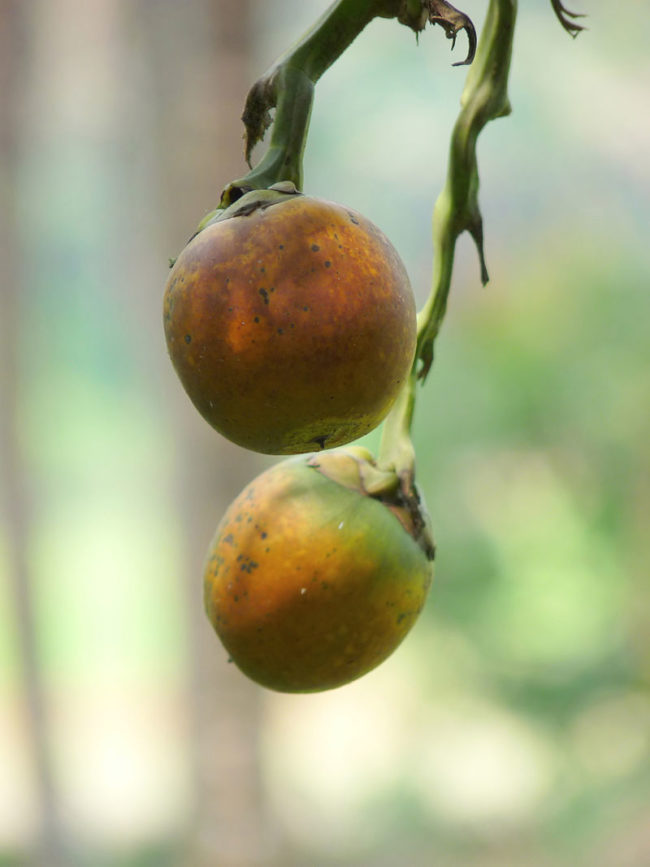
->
[195,181,302,235]
[307,448,435,561]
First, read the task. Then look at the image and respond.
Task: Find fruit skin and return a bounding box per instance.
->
[204,450,433,692]
[163,194,416,454]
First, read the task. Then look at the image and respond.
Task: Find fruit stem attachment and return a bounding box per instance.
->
[230,65,315,198]
[212,0,477,215]
[378,0,518,480]
[220,0,390,209]
[378,369,417,494]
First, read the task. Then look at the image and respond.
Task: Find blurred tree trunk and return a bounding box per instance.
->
[0,3,66,865]
[142,1,276,863]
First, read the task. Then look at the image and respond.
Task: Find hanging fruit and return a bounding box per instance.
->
[164,186,416,455]
[204,447,434,692]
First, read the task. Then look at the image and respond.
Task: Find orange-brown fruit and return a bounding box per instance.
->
[163,191,416,454]
[204,448,434,692]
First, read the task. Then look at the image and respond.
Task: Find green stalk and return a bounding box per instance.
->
[235,65,315,195]
[377,368,418,493]
[378,0,518,483]
[222,0,400,207]
[204,0,476,221]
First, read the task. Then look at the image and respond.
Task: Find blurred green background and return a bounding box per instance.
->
[0,0,648,865]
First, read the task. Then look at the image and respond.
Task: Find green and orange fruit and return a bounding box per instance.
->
[204,447,434,692]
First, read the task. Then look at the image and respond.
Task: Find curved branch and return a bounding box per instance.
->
[223,0,478,208]
[415,0,517,381]
[241,0,393,167]
[378,0,517,483]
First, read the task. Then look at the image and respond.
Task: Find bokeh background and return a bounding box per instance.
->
[1,0,649,864]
